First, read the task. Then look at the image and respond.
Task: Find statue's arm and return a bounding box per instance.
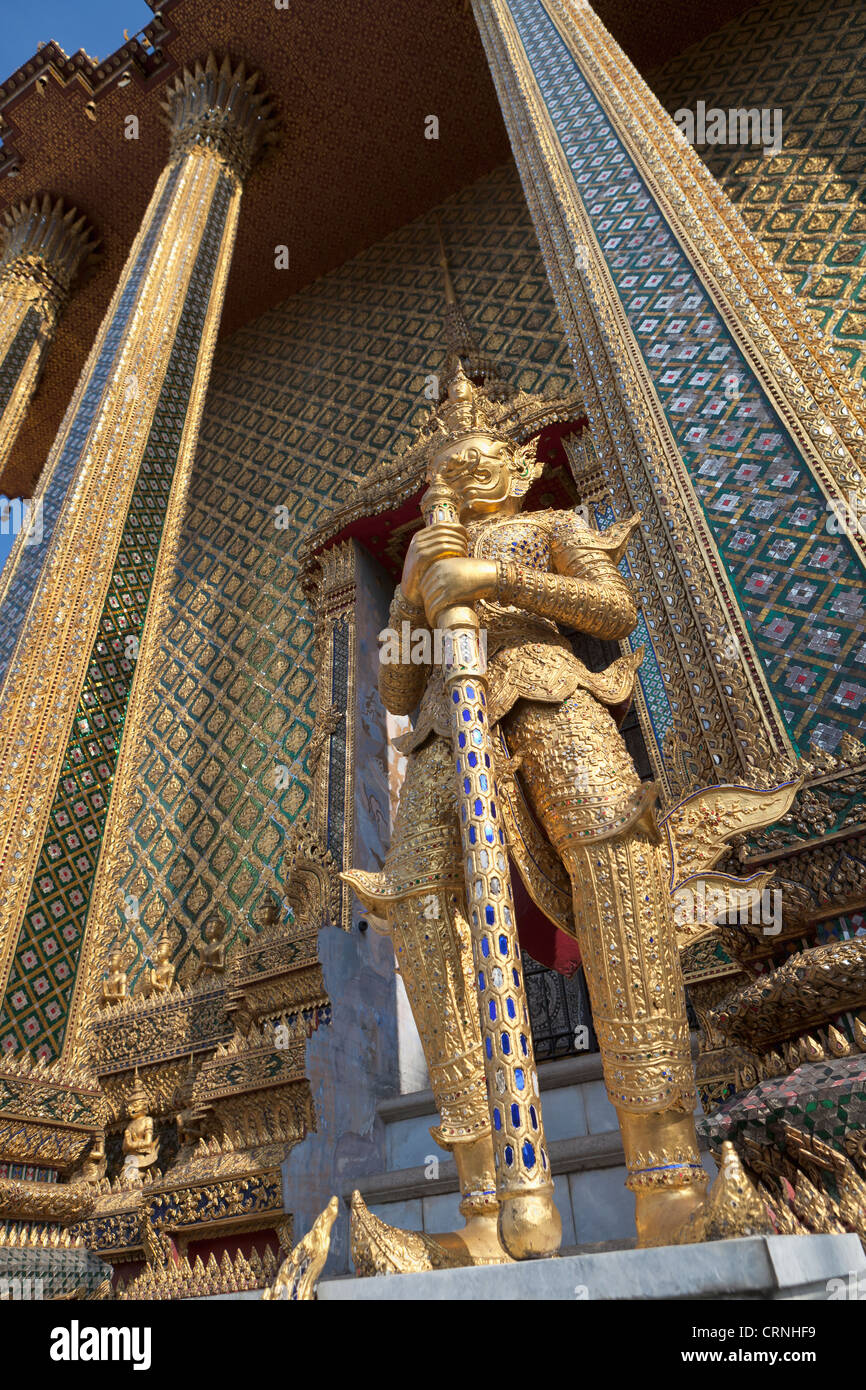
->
[378,584,432,716]
[494,512,641,641]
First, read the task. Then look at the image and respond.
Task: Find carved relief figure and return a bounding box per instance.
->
[77,1132,107,1184]
[101,949,128,1007]
[143,933,175,997]
[121,1069,159,1182]
[194,912,227,980]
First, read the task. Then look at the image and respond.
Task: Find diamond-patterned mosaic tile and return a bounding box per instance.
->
[651,0,866,380]
[509,0,866,754]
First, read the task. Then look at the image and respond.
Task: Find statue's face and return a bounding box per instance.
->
[430,433,518,520]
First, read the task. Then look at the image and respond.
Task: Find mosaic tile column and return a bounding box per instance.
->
[473,0,866,790]
[0,196,97,476]
[0,55,276,1061]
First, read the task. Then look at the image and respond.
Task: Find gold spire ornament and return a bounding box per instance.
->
[674,1143,775,1244]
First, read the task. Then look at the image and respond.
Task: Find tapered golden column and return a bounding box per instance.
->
[0,56,276,1061]
[0,195,97,473]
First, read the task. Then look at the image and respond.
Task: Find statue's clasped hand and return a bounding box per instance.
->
[401,521,497,623]
[401,522,468,606]
[419,556,498,623]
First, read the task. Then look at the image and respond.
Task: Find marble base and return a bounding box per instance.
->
[317,1233,865,1301]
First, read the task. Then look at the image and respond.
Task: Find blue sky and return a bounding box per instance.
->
[0,516,14,573]
[0,4,153,577]
[1,1,154,74]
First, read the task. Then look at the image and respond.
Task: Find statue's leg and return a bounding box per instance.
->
[506,693,708,1247]
[347,735,505,1262]
[389,888,504,1259]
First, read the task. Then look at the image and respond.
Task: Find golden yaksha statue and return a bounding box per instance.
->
[101,948,128,1007]
[143,932,175,997]
[344,364,749,1263]
[121,1069,159,1182]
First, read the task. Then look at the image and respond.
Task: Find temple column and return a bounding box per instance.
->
[0,195,97,475]
[0,55,276,1061]
[473,0,866,792]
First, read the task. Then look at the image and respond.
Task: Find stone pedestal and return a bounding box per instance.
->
[317,1233,865,1301]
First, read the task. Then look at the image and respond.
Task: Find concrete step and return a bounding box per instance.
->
[318,1234,866,1301]
[356,1048,710,1248]
[379,1052,619,1171]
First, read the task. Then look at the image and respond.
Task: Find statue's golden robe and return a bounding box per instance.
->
[348,501,699,1193]
[373,508,660,944]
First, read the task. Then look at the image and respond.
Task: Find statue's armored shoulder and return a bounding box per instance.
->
[551,509,642,565]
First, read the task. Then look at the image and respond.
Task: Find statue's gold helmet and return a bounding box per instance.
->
[424,365,542,502]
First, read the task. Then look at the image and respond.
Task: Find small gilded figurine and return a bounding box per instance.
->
[143,933,175,997]
[78,1131,107,1184]
[194,912,227,980]
[174,1056,205,1153]
[253,887,280,930]
[121,1069,159,1182]
[101,948,128,1007]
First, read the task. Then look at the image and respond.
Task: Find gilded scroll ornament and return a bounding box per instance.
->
[262,1195,339,1301]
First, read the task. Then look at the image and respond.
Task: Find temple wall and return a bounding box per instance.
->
[109,159,574,984]
[650,0,866,379]
[110,161,574,1253]
[283,544,402,1276]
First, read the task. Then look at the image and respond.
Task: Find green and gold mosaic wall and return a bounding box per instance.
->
[650,0,866,379]
[111,161,575,986]
[506,0,866,758]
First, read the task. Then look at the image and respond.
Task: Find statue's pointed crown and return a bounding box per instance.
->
[426,364,511,446]
[422,365,542,495]
[128,1067,148,1115]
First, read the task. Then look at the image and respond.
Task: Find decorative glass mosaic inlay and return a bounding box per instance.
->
[508,0,866,753]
